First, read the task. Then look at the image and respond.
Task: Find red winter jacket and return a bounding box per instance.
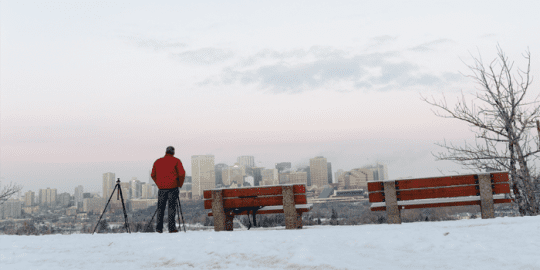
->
[151,154,186,189]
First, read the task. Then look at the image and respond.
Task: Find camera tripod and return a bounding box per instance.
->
[144,190,186,233]
[92,178,131,234]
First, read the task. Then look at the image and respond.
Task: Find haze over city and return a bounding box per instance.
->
[1,0,540,195]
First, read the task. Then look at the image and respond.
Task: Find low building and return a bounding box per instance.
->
[333,189,364,197]
[66,206,78,216]
[83,198,106,214]
[131,199,158,211]
[22,206,40,215]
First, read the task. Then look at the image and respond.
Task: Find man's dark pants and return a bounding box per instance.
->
[156,188,179,232]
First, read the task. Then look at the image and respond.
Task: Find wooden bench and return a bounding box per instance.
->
[367,171,513,224]
[203,184,313,231]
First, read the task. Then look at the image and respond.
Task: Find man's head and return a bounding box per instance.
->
[166,146,175,155]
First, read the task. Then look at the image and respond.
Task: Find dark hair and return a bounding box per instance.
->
[166,146,175,155]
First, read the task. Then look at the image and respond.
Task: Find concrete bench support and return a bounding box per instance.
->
[282,185,299,229]
[478,173,495,219]
[211,190,226,231]
[384,181,402,224]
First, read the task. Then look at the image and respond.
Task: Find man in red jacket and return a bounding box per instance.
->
[151,146,186,233]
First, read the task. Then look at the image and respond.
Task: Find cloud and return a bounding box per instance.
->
[217,50,450,93]
[409,39,454,52]
[171,48,234,65]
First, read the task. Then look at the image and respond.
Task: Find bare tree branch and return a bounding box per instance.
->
[0,182,23,205]
[423,47,539,215]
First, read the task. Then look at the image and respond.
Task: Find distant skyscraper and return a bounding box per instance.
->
[252,167,264,186]
[103,172,116,198]
[362,163,388,181]
[74,185,84,208]
[214,163,229,186]
[335,169,345,184]
[120,182,131,199]
[297,166,311,186]
[192,155,216,199]
[237,156,255,168]
[24,191,35,207]
[58,192,71,207]
[142,183,154,199]
[275,162,292,173]
[327,162,333,184]
[310,156,328,188]
[38,188,57,207]
[130,177,142,199]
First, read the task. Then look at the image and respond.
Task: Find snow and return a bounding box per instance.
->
[2,216,540,269]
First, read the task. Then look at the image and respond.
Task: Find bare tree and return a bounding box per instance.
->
[422,47,539,216]
[0,181,23,205]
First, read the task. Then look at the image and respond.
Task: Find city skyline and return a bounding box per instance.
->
[8,154,383,194]
[2,1,539,195]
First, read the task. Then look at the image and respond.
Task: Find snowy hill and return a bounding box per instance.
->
[2,216,540,270]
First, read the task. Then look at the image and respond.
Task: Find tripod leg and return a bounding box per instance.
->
[145,207,158,232]
[177,197,186,232]
[118,185,130,233]
[92,185,118,235]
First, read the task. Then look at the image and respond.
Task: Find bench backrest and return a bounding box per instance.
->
[367,171,512,211]
[203,184,307,210]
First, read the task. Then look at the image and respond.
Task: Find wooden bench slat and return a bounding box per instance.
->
[203,184,306,199]
[371,198,513,211]
[367,172,509,192]
[368,182,510,202]
[207,204,313,216]
[204,194,307,209]
[370,194,511,210]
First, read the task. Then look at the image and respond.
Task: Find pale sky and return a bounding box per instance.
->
[1,0,540,195]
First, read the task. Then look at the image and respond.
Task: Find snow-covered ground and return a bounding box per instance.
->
[2,216,540,270]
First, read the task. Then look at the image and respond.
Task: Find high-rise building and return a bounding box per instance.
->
[261,168,279,186]
[275,162,292,173]
[310,156,328,188]
[214,163,229,186]
[192,155,216,199]
[142,183,154,199]
[252,167,264,186]
[130,177,142,199]
[38,188,57,207]
[103,172,116,199]
[74,185,84,208]
[335,169,345,184]
[237,156,255,168]
[297,166,311,186]
[120,182,131,199]
[24,191,35,207]
[327,162,333,184]
[362,163,388,181]
[58,192,71,207]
